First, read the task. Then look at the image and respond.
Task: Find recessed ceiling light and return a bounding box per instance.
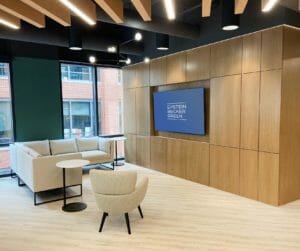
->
[222,25,239,31]
[89,56,96,64]
[144,57,150,63]
[59,0,96,26]
[69,46,82,51]
[262,0,278,12]
[134,32,143,41]
[0,18,20,29]
[126,58,131,65]
[163,0,176,20]
[107,46,117,53]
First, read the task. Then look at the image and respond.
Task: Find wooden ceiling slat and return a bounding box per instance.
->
[62,0,97,25]
[202,0,212,17]
[0,0,45,28]
[131,0,151,21]
[94,0,123,23]
[21,0,71,26]
[0,9,20,29]
[235,0,248,14]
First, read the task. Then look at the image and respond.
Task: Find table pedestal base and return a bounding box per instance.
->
[62,202,87,212]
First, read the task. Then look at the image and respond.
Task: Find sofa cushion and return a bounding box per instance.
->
[76,137,99,152]
[21,145,42,158]
[23,140,50,156]
[81,150,110,164]
[50,139,78,155]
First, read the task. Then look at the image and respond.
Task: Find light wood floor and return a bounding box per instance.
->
[1,164,300,251]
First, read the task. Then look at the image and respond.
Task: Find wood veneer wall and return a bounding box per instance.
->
[123,25,300,206]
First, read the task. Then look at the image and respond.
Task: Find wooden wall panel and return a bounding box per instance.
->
[210,37,242,77]
[242,32,261,73]
[166,138,186,178]
[210,145,240,194]
[136,63,150,87]
[125,133,136,164]
[259,70,281,153]
[186,46,210,81]
[240,72,260,150]
[261,27,283,71]
[136,135,150,167]
[240,149,258,200]
[136,87,150,135]
[186,141,210,185]
[258,152,279,206]
[150,136,167,173]
[150,57,166,86]
[123,88,136,134]
[210,75,241,148]
[123,65,136,89]
[279,26,300,205]
[166,52,186,84]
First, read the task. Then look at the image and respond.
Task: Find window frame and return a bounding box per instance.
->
[0,61,15,148]
[59,61,122,138]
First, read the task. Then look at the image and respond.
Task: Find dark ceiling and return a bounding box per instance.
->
[0,0,299,66]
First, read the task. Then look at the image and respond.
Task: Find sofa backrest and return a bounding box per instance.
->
[50,139,78,155]
[76,137,99,152]
[22,140,50,156]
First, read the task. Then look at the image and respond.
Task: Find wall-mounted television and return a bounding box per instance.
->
[153,88,205,135]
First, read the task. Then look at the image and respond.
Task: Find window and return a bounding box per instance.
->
[97,67,123,135]
[61,63,96,138]
[61,64,93,82]
[0,63,13,173]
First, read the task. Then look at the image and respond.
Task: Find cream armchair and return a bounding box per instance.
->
[90,169,149,234]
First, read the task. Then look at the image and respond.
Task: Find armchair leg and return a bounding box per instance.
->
[124,213,131,235]
[18,176,25,187]
[138,205,144,219]
[99,212,108,232]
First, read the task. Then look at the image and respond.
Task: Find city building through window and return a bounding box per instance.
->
[0,63,13,173]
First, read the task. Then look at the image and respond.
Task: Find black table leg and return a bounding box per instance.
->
[62,168,87,212]
[114,140,124,166]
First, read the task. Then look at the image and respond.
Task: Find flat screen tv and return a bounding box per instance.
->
[153,88,205,135]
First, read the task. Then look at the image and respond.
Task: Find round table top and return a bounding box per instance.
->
[56,159,90,169]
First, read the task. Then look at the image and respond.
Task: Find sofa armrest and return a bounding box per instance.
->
[99,138,115,159]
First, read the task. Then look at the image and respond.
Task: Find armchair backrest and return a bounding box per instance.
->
[90,169,137,195]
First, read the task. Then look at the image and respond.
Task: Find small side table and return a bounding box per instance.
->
[112,136,127,166]
[56,159,90,212]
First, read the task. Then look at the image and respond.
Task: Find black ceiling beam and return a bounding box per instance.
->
[96,9,201,39]
[0,21,143,55]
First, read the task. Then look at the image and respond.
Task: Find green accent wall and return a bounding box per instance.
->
[11,57,63,141]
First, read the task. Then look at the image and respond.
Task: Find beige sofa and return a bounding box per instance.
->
[10,137,114,205]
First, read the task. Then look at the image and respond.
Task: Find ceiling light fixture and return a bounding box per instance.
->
[126,58,131,65]
[59,0,96,25]
[89,56,96,64]
[222,0,239,31]
[134,32,143,41]
[156,33,169,50]
[144,57,150,63]
[262,0,278,12]
[163,0,176,20]
[107,46,117,53]
[69,26,82,50]
[0,18,19,29]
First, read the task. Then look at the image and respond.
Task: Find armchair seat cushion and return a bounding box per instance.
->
[81,150,110,164]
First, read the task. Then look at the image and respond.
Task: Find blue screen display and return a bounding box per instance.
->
[153,88,205,135]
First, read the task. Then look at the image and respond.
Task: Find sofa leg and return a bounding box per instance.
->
[34,192,37,206]
[138,205,144,219]
[18,176,25,187]
[124,213,131,235]
[99,212,108,232]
